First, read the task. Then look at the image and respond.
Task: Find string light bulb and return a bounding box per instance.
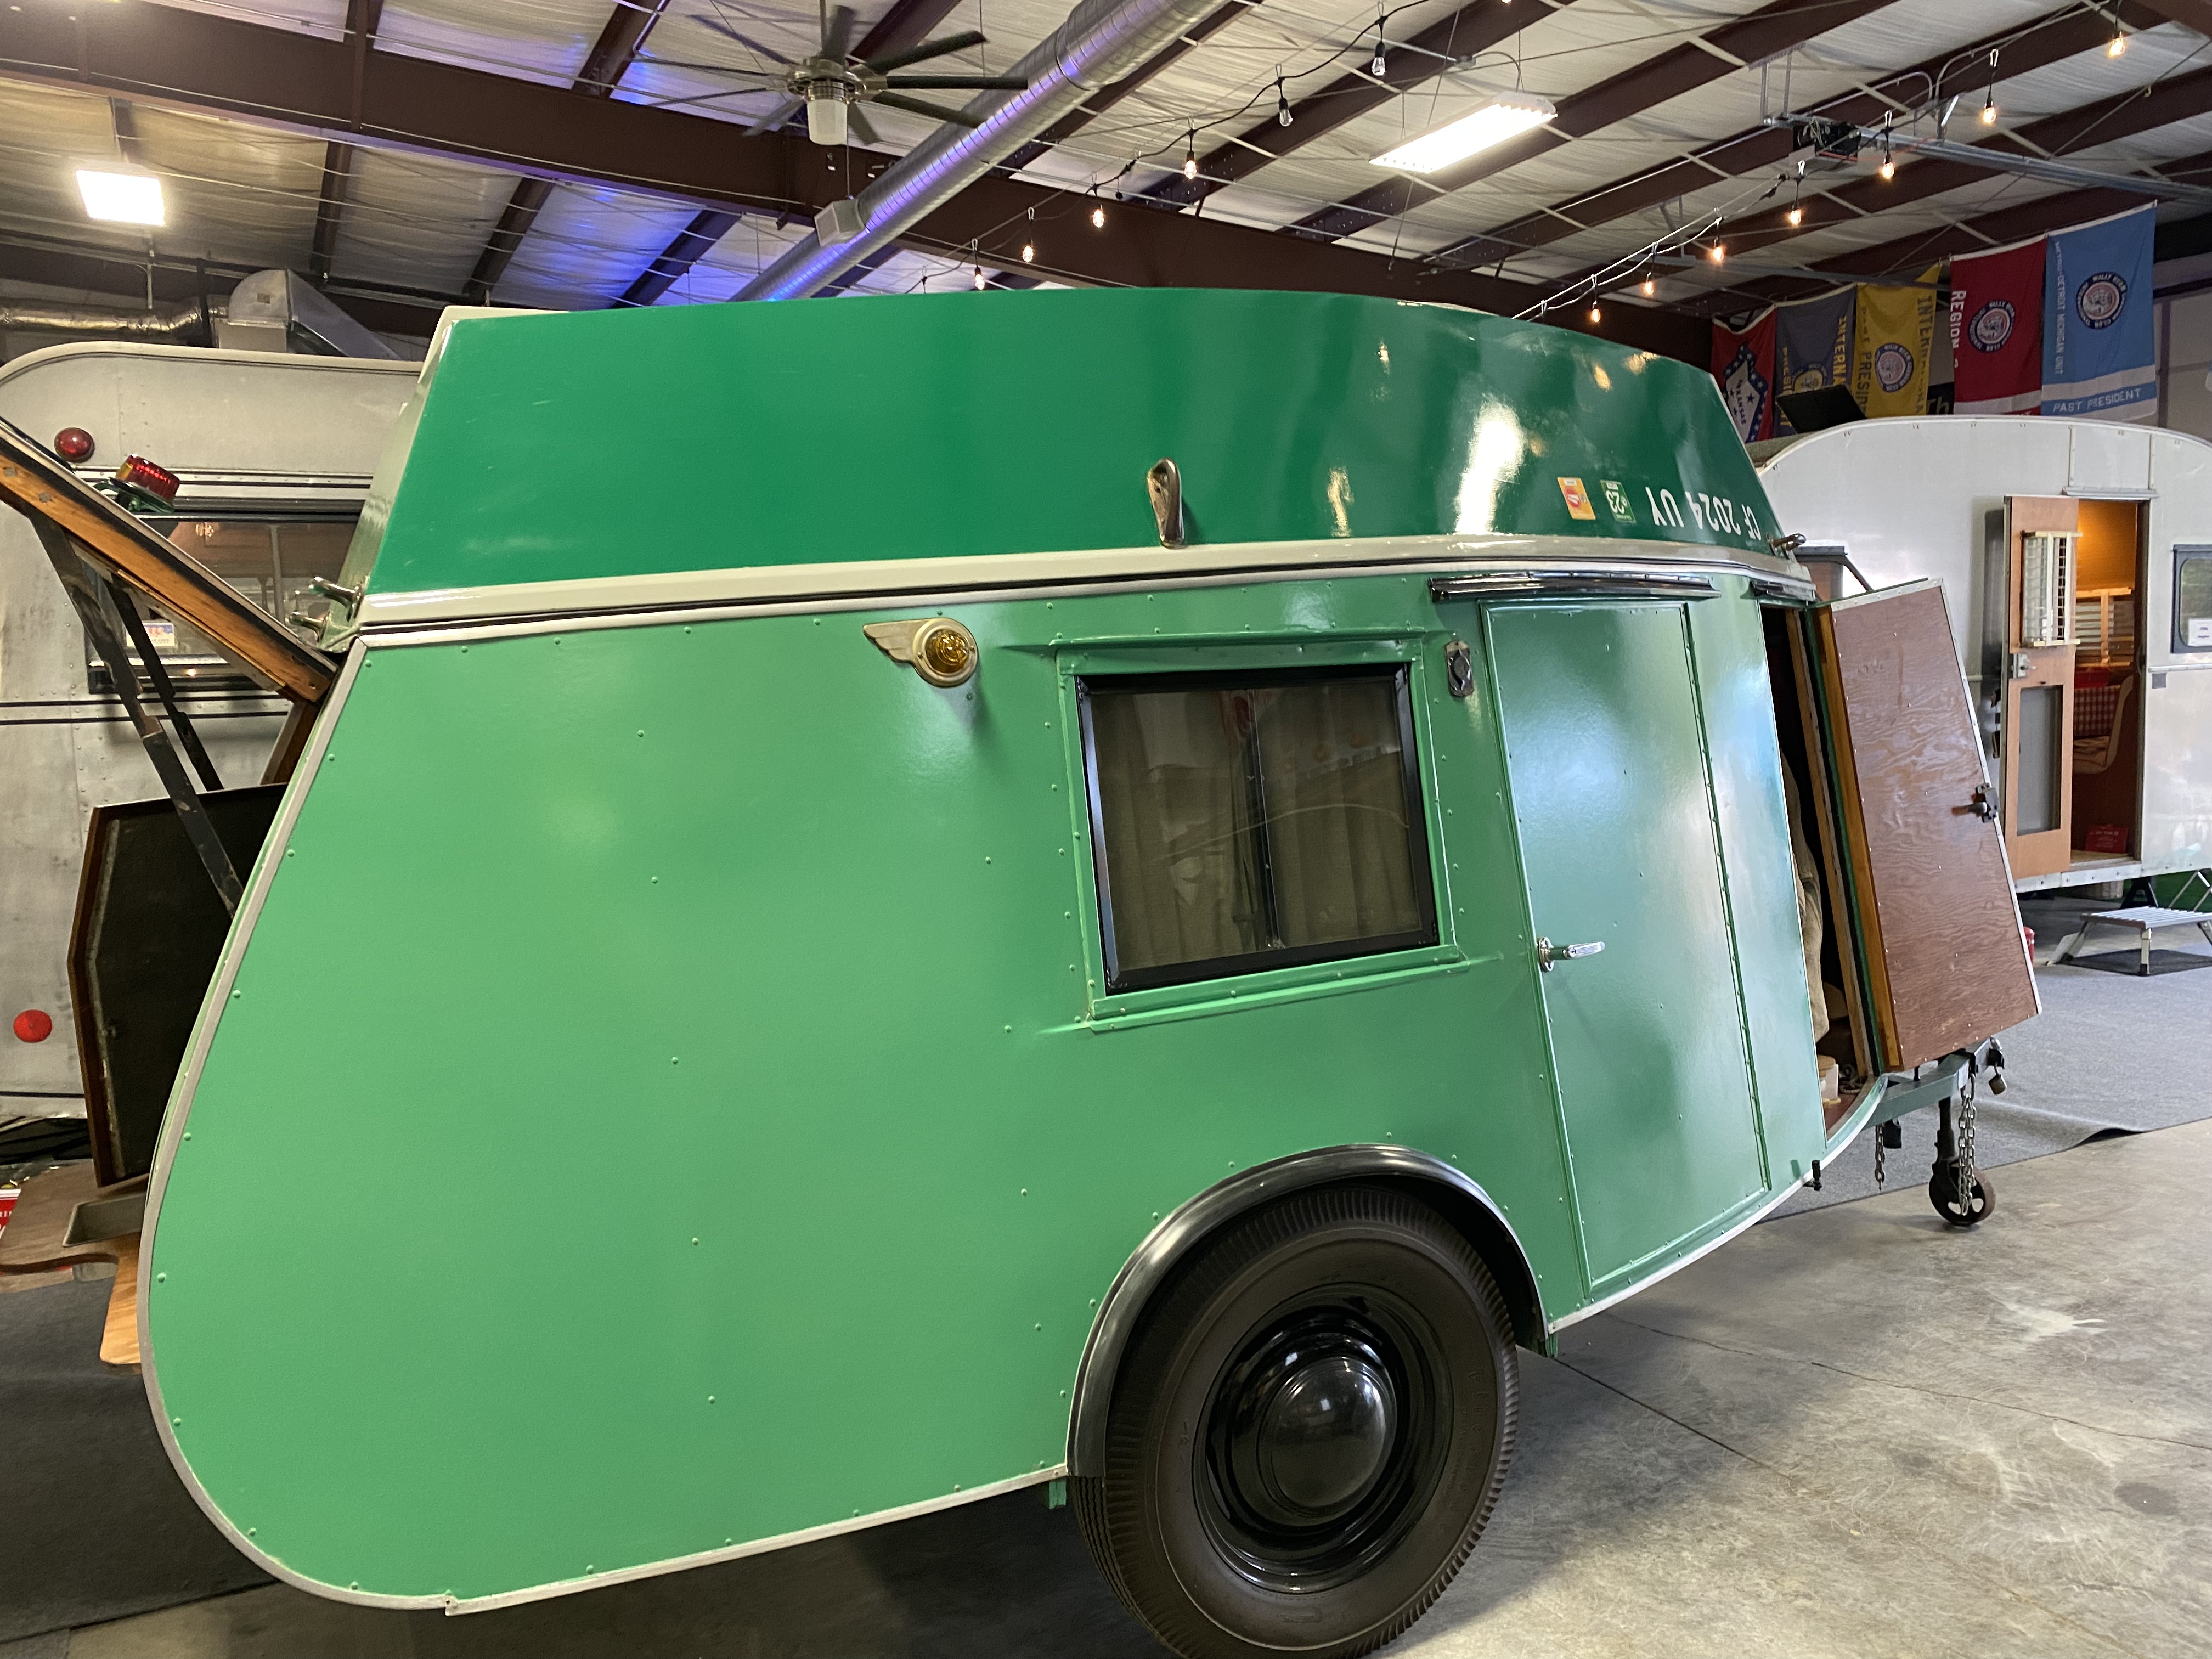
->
[1709,243,1726,264]
[1588,305,1602,324]
[1021,242,1035,263]
[2108,30,2126,56]
[1787,204,1803,225]
[972,265,985,290]
[1372,11,1386,76]
[1277,74,1292,128]
[1983,49,1999,125]
[1880,155,1895,180]
[1641,276,1655,296]
[1091,201,1105,228]
[1184,133,1198,179]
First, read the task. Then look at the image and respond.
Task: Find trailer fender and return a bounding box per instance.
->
[1065,1144,1544,1476]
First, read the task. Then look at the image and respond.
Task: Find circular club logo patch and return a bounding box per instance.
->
[2076,271,2127,329]
[1874,341,1915,393]
[1968,299,2016,352]
[1790,367,1829,393]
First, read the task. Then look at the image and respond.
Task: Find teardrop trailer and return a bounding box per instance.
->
[0,290,2039,1659]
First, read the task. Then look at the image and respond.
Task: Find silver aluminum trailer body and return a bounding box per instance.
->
[1,344,415,1119]
[1758,416,2212,894]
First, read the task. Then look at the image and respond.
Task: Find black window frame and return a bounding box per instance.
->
[1075,662,1440,995]
[2175,544,2212,653]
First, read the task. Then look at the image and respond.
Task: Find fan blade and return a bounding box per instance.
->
[861,29,984,72]
[883,74,1026,88]
[847,104,882,146]
[872,91,981,127]
[689,13,794,62]
[744,96,805,134]
[822,2,856,60]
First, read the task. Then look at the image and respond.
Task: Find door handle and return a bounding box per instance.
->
[1536,937,1606,972]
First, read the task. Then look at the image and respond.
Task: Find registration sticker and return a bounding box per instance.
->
[1556,477,1596,520]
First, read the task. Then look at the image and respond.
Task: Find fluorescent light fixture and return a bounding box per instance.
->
[1371,93,1556,174]
[76,168,165,225]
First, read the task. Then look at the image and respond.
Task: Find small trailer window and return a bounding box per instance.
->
[83,515,354,691]
[2177,545,2212,650]
[1077,665,1436,992]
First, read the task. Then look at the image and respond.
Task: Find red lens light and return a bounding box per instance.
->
[12,1009,53,1043]
[115,454,181,504]
[54,427,95,462]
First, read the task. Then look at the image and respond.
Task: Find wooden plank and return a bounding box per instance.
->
[0,1163,125,1273]
[1786,617,1874,1088]
[0,424,336,703]
[102,1236,141,1368]
[1817,583,2039,1069]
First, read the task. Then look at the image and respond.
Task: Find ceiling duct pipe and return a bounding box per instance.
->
[0,298,206,342]
[735,0,1226,300]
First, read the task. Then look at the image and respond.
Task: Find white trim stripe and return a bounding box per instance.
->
[354,533,1797,631]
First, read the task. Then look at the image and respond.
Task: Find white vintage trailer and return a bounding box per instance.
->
[1757,416,2212,893]
[1,343,415,1128]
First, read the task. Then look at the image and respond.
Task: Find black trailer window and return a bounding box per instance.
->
[1077,665,1436,992]
[2179,545,2212,652]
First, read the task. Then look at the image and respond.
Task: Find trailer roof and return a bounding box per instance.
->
[347,289,1775,610]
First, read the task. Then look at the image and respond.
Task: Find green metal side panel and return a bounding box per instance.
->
[1482,601,1766,1290]
[148,573,1633,1603]
[348,290,1774,599]
[1684,593,1827,1186]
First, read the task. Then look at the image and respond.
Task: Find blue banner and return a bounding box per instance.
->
[2042,205,2155,418]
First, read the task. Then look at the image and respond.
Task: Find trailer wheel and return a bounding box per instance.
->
[1929,1167,1996,1227]
[1073,1186,1517,1659]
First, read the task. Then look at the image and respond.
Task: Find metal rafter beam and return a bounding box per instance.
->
[1613,59,2212,309]
[1685,145,2212,316]
[1139,0,1537,211]
[2134,0,2212,35]
[309,0,381,287]
[0,0,1709,356]
[1434,1,2152,272]
[1285,0,1898,244]
[464,0,673,302]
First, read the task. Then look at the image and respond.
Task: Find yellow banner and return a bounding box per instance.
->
[1850,264,1940,418]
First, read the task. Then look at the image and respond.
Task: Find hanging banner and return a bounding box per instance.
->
[1773,289,1855,433]
[1950,234,2045,414]
[1711,309,1777,444]
[1850,265,1940,419]
[2043,204,2156,419]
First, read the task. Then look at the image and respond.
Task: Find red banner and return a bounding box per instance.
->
[1950,237,2045,415]
[1711,312,1776,443]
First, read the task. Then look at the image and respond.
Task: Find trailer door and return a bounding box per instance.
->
[1486,599,1765,1293]
[1808,580,2039,1069]
[1996,496,2081,877]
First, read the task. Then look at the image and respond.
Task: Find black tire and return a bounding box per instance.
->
[1074,1185,1518,1659]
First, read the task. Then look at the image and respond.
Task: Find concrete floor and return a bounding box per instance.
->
[7,1118,2206,1659]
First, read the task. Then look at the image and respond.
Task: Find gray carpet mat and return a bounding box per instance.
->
[0,1277,269,1642]
[1777,893,2212,1216]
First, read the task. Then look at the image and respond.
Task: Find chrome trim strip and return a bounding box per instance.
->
[363,551,1797,651]
[1544,1077,1886,1336]
[1427,569,1720,601]
[1066,1144,1541,1475]
[445,1466,1065,1616]
[136,639,378,1602]
[356,534,1802,631]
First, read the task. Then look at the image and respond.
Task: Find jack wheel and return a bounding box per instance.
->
[1929,1166,1996,1227]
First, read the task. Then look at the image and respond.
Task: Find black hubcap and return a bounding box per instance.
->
[1198,1295,1446,1592]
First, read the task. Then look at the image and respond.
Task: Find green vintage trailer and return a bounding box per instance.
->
[4,289,2038,1658]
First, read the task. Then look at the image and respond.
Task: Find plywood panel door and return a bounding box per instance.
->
[1814,582,2039,1070]
[2002,496,2079,877]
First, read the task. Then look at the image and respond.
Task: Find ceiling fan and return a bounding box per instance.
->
[691,3,1028,146]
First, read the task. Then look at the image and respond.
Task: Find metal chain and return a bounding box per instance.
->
[1956,1063,1979,1218]
[1874,1125,1886,1187]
